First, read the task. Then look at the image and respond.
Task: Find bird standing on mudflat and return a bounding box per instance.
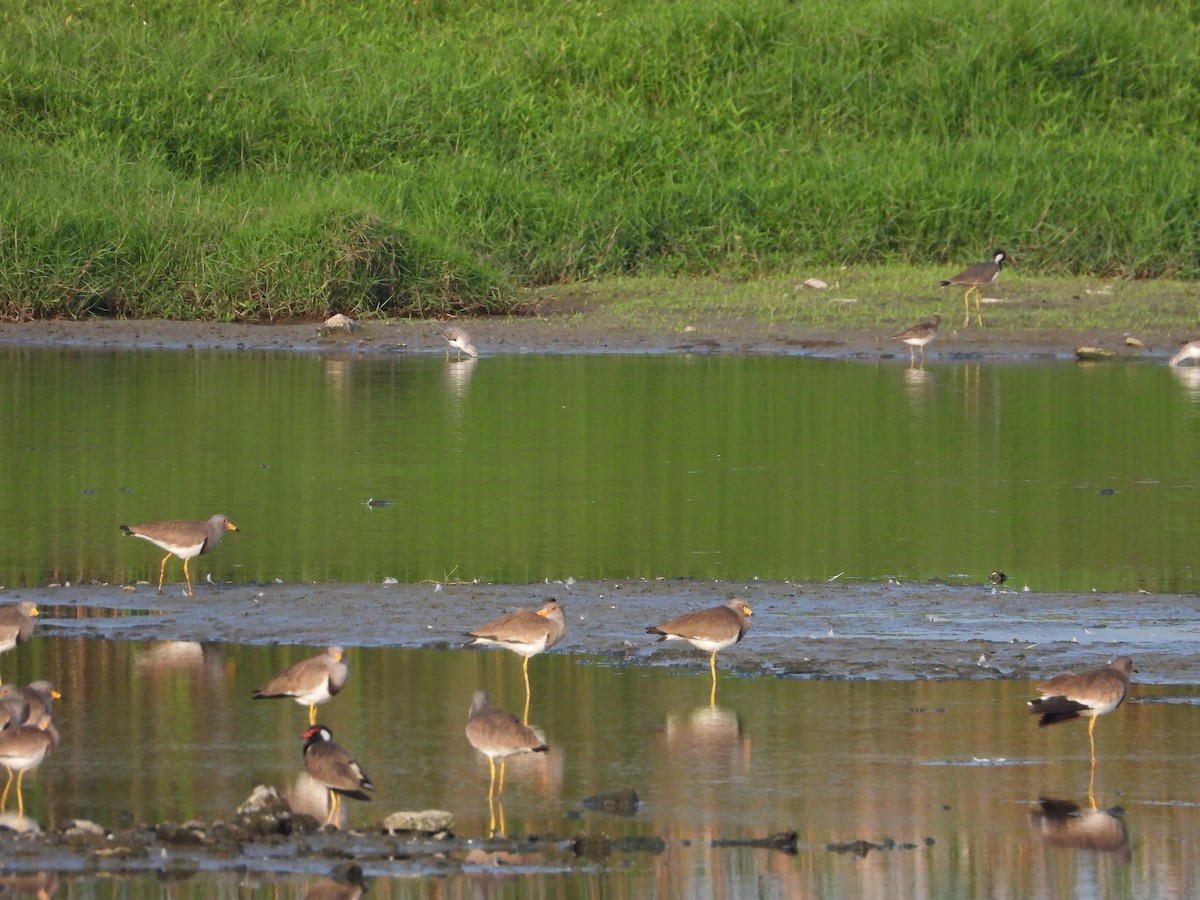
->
[253,646,349,725]
[940,250,1006,327]
[120,514,239,596]
[892,314,940,364]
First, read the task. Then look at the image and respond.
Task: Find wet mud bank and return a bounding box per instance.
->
[21,578,1200,683]
[0,314,1181,362]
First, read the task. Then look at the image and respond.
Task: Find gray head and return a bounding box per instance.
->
[468,690,490,718]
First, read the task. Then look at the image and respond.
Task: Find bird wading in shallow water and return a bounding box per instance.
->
[467,599,566,723]
[441,325,479,360]
[465,690,549,835]
[1168,340,1200,367]
[120,515,238,596]
[301,724,374,826]
[1029,656,1135,767]
[253,646,349,725]
[648,598,753,704]
[0,712,55,829]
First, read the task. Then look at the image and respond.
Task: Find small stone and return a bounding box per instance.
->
[236,785,292,818]
[155,822,203,845]
[319,314,359,335]
[61,827,107,849]
[801,277,829,289]
[65,819,107,836]
[381,810,455,837]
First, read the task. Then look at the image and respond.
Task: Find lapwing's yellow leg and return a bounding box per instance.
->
[709,651,719,706]
[522,657,532,725]
[158,552,172,592]
[15,770,25,830]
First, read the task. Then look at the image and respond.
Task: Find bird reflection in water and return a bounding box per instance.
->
[1169,363,1200,399]
[664,704,752,776]
[285,770,342,827]
[303,864,366,900]
[0,871,59,898]
[1031,797,1131,864]
[903,365,935,389]
[442,354,478,397]
[134,641,229,683]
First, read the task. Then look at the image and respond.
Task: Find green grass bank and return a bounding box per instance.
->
[1,0,1197,321]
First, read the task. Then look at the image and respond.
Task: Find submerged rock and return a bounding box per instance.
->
[581,789,639,815]
[712,831,798,854]
[573,832,612,858]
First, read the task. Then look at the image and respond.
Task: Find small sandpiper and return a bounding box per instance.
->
[442,325,479,360]
[892,315,940,363]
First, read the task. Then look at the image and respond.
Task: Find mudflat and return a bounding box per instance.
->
[0,304,1184,362]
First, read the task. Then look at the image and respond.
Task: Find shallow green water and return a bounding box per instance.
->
[2,348,1198,592]
[7,636,1200,898]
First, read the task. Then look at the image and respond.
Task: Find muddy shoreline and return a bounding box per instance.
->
[0,311,1182,363]
[25,578,1200,684]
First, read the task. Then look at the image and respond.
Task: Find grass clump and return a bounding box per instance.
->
[0,0,1197,320]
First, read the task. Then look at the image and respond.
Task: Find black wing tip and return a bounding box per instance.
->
[332,788,373,801]
[1029,699,1084,727]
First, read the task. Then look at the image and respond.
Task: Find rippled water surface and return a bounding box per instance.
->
[2,348,1200,592]
[5,636,1200,898]
[3,347,1200,897]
